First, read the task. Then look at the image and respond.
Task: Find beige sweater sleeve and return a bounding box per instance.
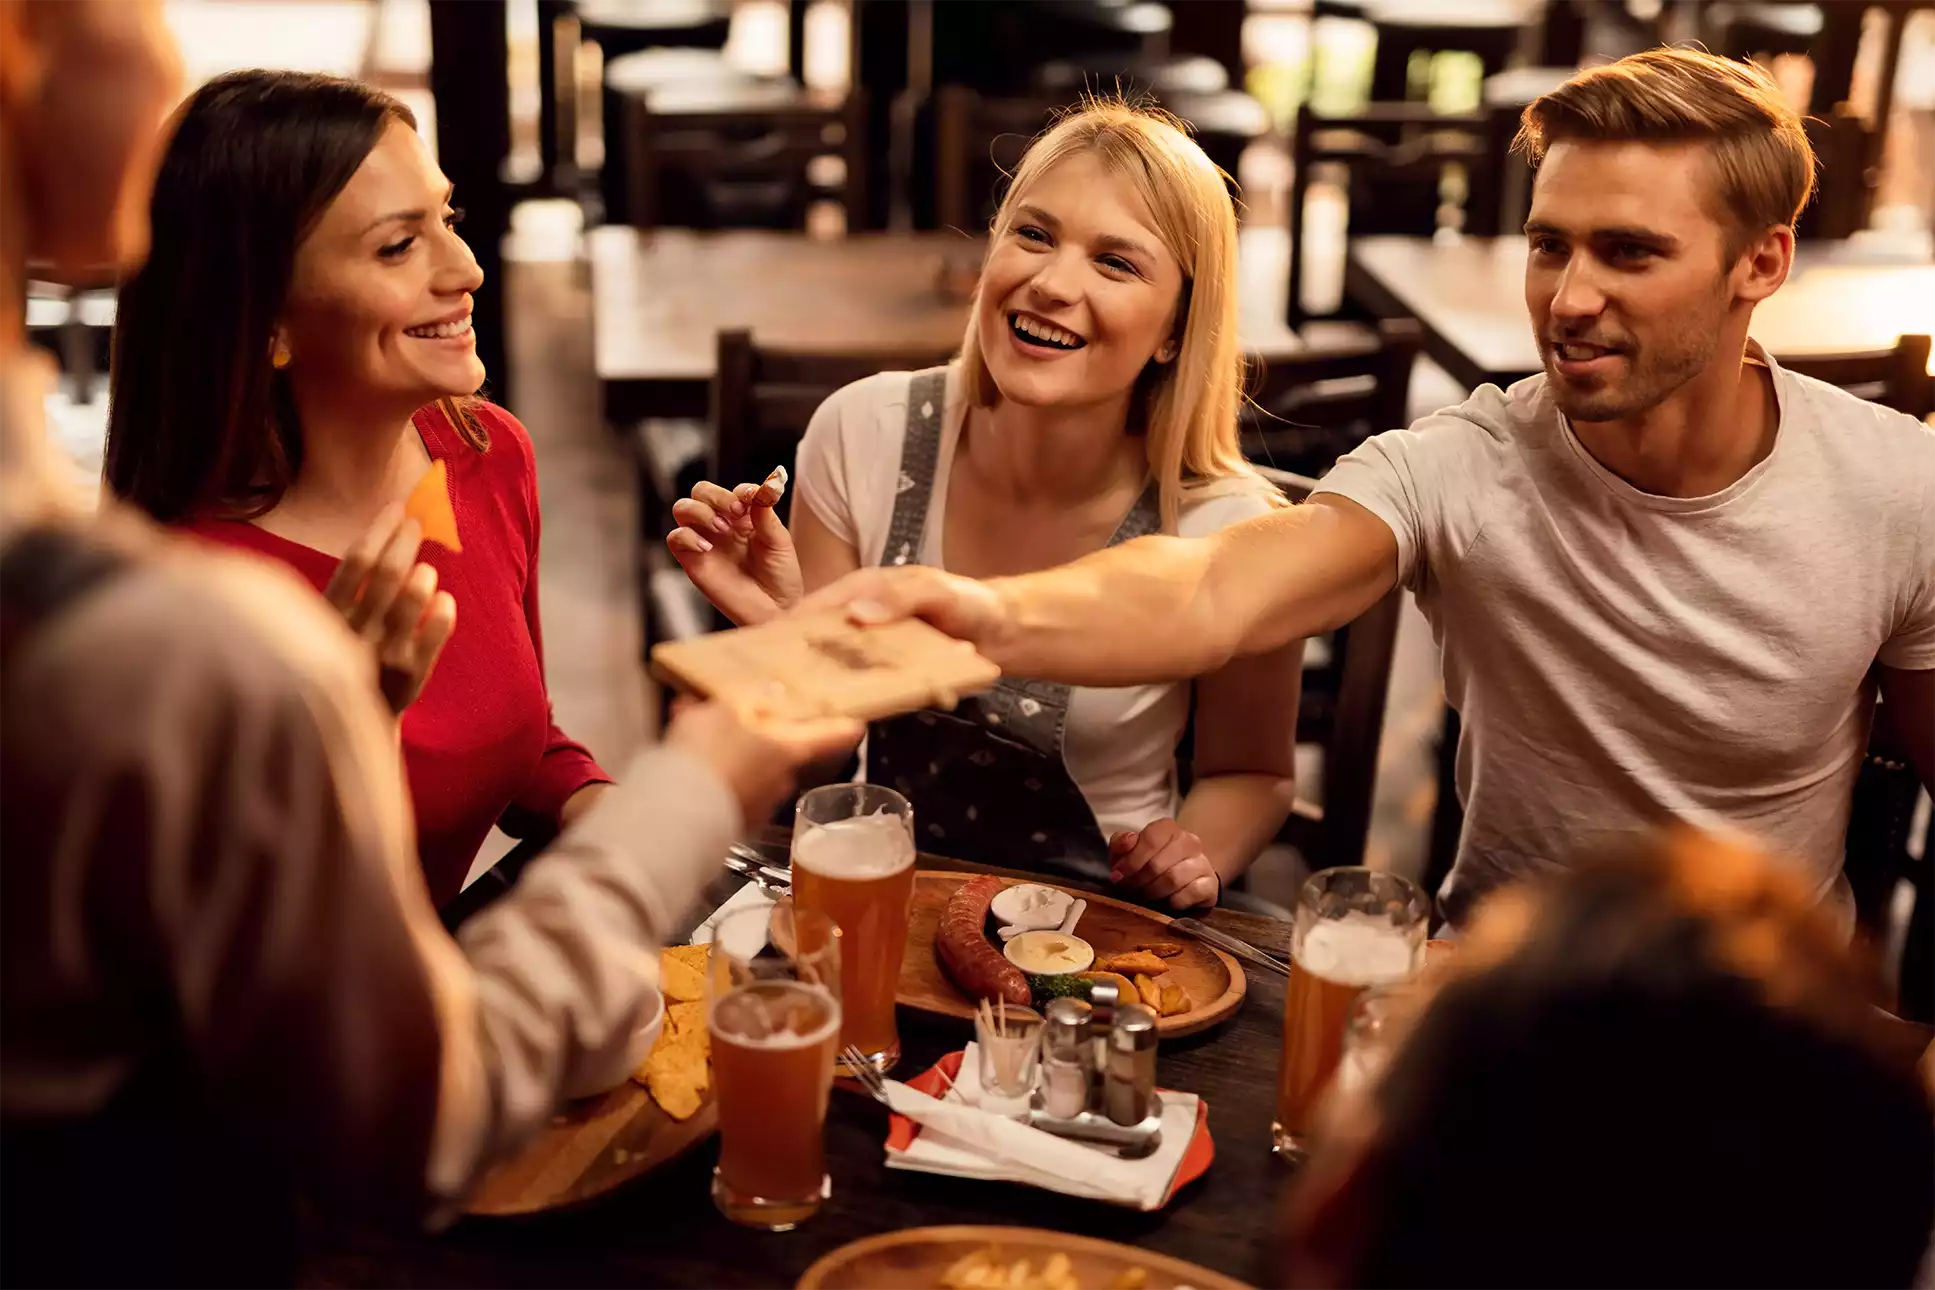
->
[3,538,739,1216]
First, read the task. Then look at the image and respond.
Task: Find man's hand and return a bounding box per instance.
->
[1109,819,1219,911]
[794,564,1010,657]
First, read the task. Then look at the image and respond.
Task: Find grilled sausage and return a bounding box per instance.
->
[937,875,1031,1005]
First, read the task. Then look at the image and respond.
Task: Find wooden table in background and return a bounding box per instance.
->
[592,226,1307,421]
[1346,235,1935,392]
[302,840,1299,1289]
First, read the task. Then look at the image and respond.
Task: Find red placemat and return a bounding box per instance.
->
[883,1050,1215,1209]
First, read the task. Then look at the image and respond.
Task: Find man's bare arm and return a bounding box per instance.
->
[802,494,1400,687]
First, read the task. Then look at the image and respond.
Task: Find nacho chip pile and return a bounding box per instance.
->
[632,943,712,1121]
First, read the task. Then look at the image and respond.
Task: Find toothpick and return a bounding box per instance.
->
[998,997,1006,1039]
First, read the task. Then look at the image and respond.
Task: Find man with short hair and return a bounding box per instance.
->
[802,48,1935,926]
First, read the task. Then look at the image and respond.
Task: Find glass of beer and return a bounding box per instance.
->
[791,783,917,1075]
[708,899,843,1230]
[1273,866,1429,1162]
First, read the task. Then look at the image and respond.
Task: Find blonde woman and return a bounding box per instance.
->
[669,101,1302,911]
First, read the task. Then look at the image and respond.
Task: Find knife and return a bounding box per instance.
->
[723,851,793,895]
[1171,917,1291,978]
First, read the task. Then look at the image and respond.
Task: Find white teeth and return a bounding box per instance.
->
[406,315,472,340]
[1012,314,1082,348]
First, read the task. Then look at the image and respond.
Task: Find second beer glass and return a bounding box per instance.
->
[1273,866,1428,1161]
[791,783,917,1074]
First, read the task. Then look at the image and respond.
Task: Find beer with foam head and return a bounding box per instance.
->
[1273,869,1428,1160]
[710,980,842,1228]
[708,901,843,1230]
[791,786,916,1074]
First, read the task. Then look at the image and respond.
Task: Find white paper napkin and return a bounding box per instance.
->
[884,1041,1202,1210]
[689,880,776,945]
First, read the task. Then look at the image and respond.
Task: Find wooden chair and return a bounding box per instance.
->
[1288,102,1516,327]
[632,330,959,669]
[1360,0,1537,104]
[615,77,869,230]
[934,86,1262,234]
[1780,334,1934,420]
[1253,465,1405,874]
[1244,318,1422,477]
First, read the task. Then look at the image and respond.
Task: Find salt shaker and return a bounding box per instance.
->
[1039,998,1094,1120]
[1103,1003,1160,1126]
[1086,979,1120,1080]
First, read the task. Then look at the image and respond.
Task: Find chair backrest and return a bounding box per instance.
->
[1780,334,1933,421]
[711,329,961,517]
[935,87,1052,233]
[1289,102,1515,326]
[933,86,1258,236]
[1244,318,1423,476]
[620,84,868,230]
[1253,464,1404,872]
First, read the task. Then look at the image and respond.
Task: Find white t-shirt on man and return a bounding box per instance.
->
[1316,343,1935,925]
[795,367,1276,840]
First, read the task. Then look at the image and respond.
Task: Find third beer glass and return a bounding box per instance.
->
[1273,866,1429,1161]
[790,783,916,1074]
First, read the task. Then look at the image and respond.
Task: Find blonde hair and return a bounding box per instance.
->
[956,98,1279,530]
[1514,47,1817,254]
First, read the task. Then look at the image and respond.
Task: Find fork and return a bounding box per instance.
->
[841,1046,891,1104]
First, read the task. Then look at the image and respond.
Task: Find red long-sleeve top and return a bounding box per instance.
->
[181,402,610,906]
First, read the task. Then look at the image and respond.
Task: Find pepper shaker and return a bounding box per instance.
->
[1039,998,1094,1120]
[1103,1003,1160,1126]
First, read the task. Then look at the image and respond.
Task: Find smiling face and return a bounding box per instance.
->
[1524,139,1753,423]
[277,120,485,411]
[973,150,1185,411]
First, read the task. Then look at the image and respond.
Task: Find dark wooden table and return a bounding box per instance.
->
[592,226,1308,421]
[300,841,1298,1288]
[1345,235,1935,391]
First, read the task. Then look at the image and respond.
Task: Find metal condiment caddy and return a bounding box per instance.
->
[1025,983,1164,1157]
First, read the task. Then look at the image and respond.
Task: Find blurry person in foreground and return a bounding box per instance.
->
[0,4,857,1285]
[1281,829,1935,1290]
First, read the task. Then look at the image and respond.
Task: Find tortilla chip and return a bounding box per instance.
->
[665,1000,709,1055]
[659,943,710,1003]
[640,1031,709,1120]
[1098,950,1168,977]
[403,458,462,553]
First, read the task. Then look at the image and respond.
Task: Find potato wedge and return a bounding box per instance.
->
[1158,983,1191,1017]
[1133,972,1164,1010]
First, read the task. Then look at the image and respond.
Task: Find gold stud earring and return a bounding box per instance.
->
[271,342,291,370]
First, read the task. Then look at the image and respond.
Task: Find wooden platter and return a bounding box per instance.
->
[896,872,1246,1039]
[797,1225,1253,1290]
[464,1078,716,1217]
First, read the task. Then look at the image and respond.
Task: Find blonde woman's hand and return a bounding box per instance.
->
[664,699,863,825]
[1109,818,1220,911]
[667,474,800,626]
[324,504,457,715]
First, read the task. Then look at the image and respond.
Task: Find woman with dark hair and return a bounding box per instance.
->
[106,70,609,908]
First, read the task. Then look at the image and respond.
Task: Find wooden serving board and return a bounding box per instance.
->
[797,1224,1252,1290]
[897,872,1246,1039]
[651,611,1000,722]
[465,1080,715,1217]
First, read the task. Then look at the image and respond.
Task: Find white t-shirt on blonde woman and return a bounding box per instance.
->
[794,366,1277,840]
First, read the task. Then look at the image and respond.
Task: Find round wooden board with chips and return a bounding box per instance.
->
[465,945,717,1216]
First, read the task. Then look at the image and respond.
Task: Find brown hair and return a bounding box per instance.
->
[1288,827,1935,1288]
[105,69,485,523]
[1513,47,1817,253]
